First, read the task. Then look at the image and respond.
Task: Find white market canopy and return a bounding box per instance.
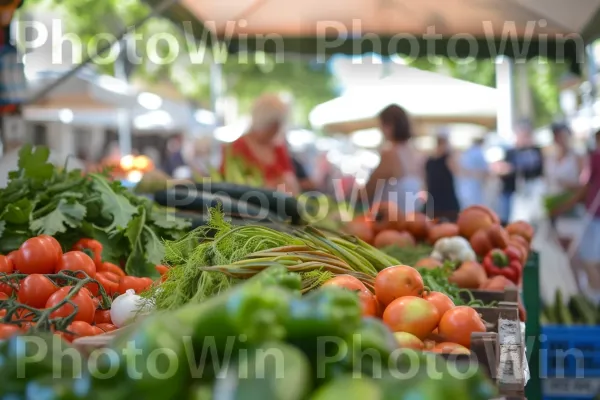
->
[309,65,499,133]
[151,0,600,73]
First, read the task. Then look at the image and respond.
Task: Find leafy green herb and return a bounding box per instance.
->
[0,146,191,276]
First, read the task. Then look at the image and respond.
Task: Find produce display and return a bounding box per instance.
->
[346,203,533,322]
[0,266,498,399]
[542,289,600,325]
[0,145,191,276]
[0,235,158,340]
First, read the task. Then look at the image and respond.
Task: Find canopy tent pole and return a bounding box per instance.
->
[586,45,597,142]
[26,0,180,105]
[495,56,515,142]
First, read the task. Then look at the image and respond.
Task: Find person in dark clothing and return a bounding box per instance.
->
[163,134,185,176]
[291,156,316,192]
[495,120,544,223]
[424,134,460,221]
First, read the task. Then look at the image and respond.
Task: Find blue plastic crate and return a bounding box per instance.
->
[542,377,600,399]
[541,326,600,378]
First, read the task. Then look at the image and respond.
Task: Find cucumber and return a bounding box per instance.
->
[555,290,573,325]
[192,182,304,224]
[571,295,597,325]
[153,188,285,223]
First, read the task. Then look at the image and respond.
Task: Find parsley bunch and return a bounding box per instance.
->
[0,145,190,276]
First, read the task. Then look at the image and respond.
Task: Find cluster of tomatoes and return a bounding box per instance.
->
[0,235,155,341]
[323,264,486,354]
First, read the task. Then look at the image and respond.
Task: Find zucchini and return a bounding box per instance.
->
[153,188,285,223]
[192,182,304,225]
[571,295,597,325]
[555,290,573,325]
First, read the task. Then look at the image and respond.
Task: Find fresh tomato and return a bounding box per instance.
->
[0,280,14,296]
[382,296,440,340]
[14,237,60,274]
[118,276,152,294]
[430,342,471,355]
[39,235,63,260]
[0,292,8,300]
[394,332,425,350]
[322,275,376,317]
[423,291,455,318]
[506,221,534,244]
[62,321,95,342]
[0,323,21,340]
[0,255,14,274]
[322,275,368,291]
[375,265,424,306]
[98,262,126,278]
[46,286,95,324]
[93,310,112,325]
[17,274,59,308]
[72,239,103,267]
[438,306,486,348]
[55,251,96,279]
[90,271,120,297]
[6,251,18,266]
[91,326,104,336]
[20,321,36,332]
[95,323,118,333]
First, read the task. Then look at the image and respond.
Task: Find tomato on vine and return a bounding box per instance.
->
[0,324,21,340]
[62,321,95,342]
[0,255,13,274]
[17,274,59,308]
[15,237,60,274]
[55,251,96,279]
[39,235,63,261]
[93,310,112,325]
[46,286,95,324]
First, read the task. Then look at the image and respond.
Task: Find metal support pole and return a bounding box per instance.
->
[210,61,224,126]
[496,56,515,142]
[26,0,180,105]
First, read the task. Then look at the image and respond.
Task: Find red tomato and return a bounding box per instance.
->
[0,255,14,273]
[20,321,36,332]
[88,271,120,297]
[394,332,425,350]
[438,306,486,348]
[322,275,376,317]
[93,310,112,325]
[55,251,96,279]
[430,342,471,355]
[6,251,18,266]
[0,323,21,340]
[46,286,95,324]
[0,292,8,300]
[62,321,95,342]
[375,265,424,306]
[423,291,455,318]
[118,276,152,294]
[17,274,59,308]
[98,262,126,278]
[383,296,440,340]
[91,326,104,336]
[39,235,63,260]
[14,237,60,274]
[0,281,14,296]
[95,323,118,333]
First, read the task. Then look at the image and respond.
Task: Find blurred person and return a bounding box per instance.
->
[553,130,600,290]
[364,104,424,213]
[163,134,185,177]
[424,133,461,221]
[292,156,316,192]
[457,136,489,208]
[493,120,544,224]
[221,94,299,194]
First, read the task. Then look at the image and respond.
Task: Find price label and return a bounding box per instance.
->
[543,378,600,396]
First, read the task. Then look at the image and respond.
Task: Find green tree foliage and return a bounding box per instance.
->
[406,56,565,127]
[23,0,337,124]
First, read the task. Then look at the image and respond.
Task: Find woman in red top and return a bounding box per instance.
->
[221,94,299,195]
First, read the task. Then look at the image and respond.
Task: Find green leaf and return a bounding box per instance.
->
[124,208,155,277]
[0,221,5,238]
[4,199,34,225]
[142,226,164,266]
[0,230,29,254]
[149,209,191,231]
[17,144,54,181]
[87,224,127,264]
[30,199,87,236]
[89,174,138,231]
